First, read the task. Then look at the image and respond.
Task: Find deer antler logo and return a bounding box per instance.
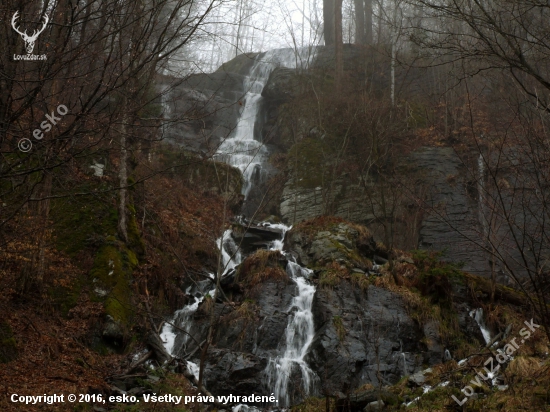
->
[11,11,49,54]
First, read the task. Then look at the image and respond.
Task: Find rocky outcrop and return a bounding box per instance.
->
[279,146,493,278]
[158,73,241,153]
[309,283,424,393]
[158,53,262,154]
[182,254,298,396]
[171,217,500,407]
[262,67,302,102]
[285,218,377,269]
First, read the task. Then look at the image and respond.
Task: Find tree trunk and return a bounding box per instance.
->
[390,0,397,106]
[118,108,129,243]
[354,0,365,44]
[334,0,343,92]
[365,0,373,45]
[376,0,384,46]
[324,0,336,46]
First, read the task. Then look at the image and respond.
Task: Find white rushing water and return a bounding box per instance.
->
[161,285,217,357]
[162,48,319,409]
[215,48,312,199]
[401,352,408,376]
[218,229,242,276]
[265,259,319,407]
[470,308,492,345]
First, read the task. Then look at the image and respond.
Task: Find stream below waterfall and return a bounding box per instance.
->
[160,48,319,410]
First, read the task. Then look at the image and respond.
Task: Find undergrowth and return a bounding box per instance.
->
[237,249,288,287]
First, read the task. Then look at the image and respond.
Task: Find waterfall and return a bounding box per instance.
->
[214,48,313,201]
[401,352,408,376]
[265,260,319,407]
[264,222,291,251]
[214,50,322,404]
[160,284,217,354]
[470,308,492,345]
[162,48,319,410]
[217,229,242,276]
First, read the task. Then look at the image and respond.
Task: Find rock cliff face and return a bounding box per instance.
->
[160,47,494,276]
[411,147,490,277]
[158,53,262,154]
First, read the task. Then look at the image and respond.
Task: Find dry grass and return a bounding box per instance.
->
[319,262,350,289]
[233,299,258,321]
[350,272,370,292]
[333,316,346,341]
[238,250,288,287]
[291,397,336,412]
[355,383,375,392]
[292,216,348,243]
[508,356,544,379]
[373,273,434,322]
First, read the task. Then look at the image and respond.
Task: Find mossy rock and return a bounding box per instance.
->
[0,322,17,363]
[90,243,138,327]
[287,217,374,269]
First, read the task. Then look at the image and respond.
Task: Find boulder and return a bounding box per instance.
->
[202,349,268,396]
[102,315,124,346]
[364,400,385,411]
[408,368,433,386]
[336,388,396,411]
[284,219,376,268]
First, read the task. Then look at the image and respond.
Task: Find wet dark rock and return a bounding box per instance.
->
[336,388,396,411]
[423,321,444,365]
[202,349,268,396]
[183,275,297,393]
[102,315,124,346]
[309,283,424,394]
[262,67,301,102]
[364,400,385,411]
[231,222,285,254]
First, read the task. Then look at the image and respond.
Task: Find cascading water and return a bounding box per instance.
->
[470,308,492,345]
[213,51,321,406]
[160,283,216,379]
[162,48,319,410]
[264,259,319,407]
[214,48,313,200]
[218,228,242,275]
